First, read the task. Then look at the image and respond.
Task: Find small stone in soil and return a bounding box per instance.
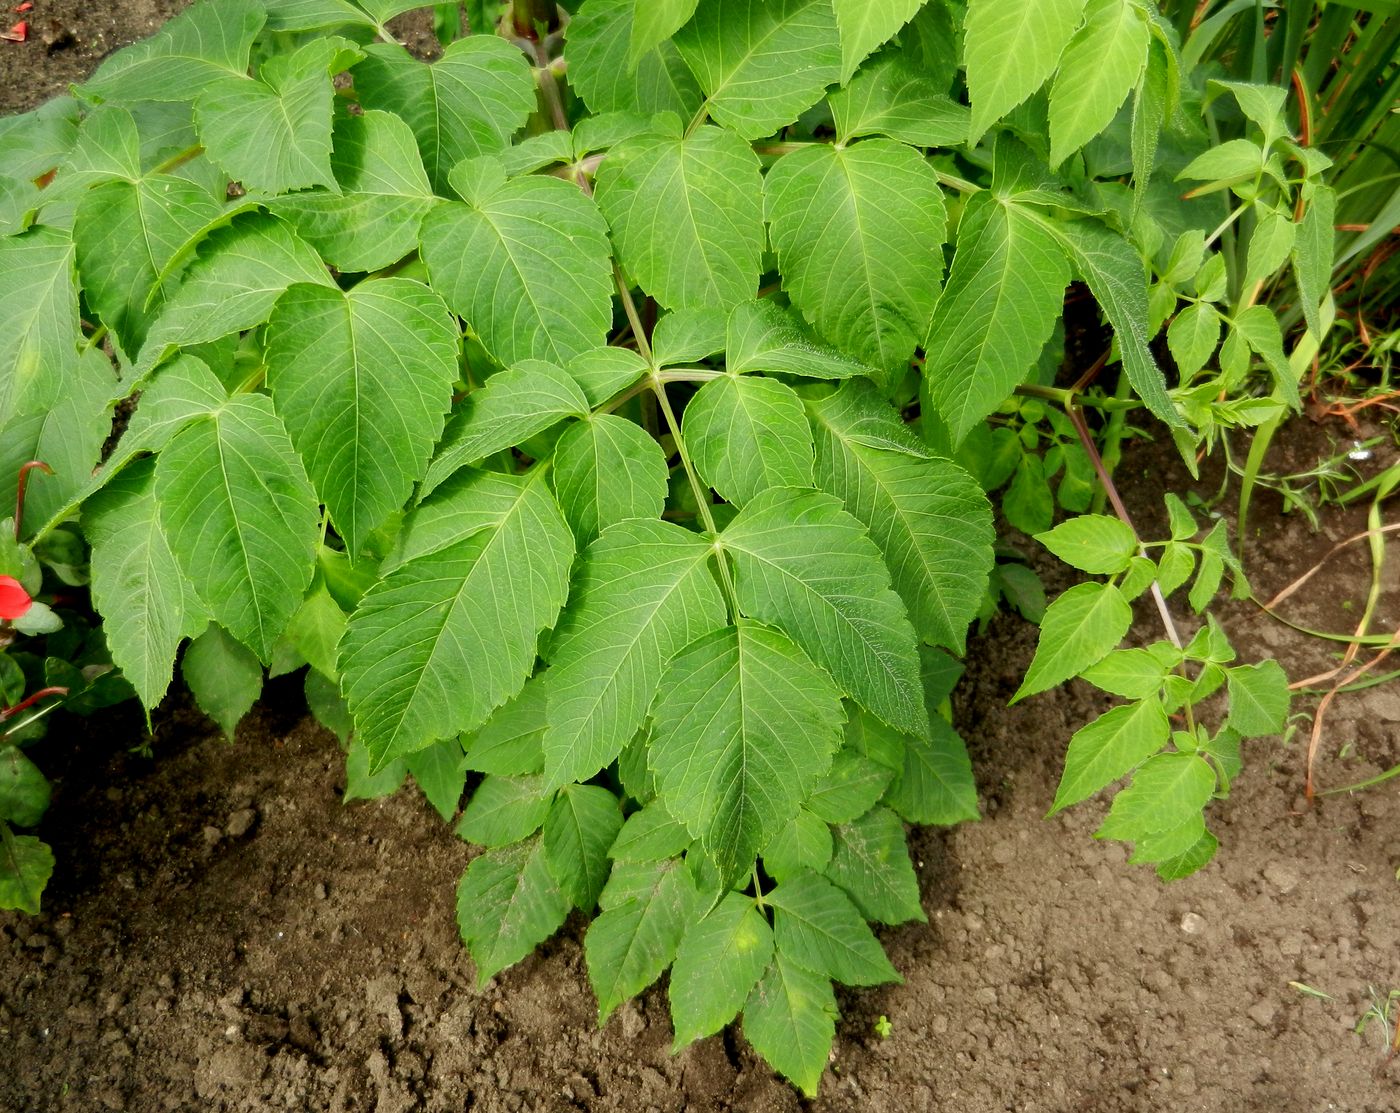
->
[1262,862,1300,894]
[1179,912,1206,935]
[225,809,257,838]
[1246,1001,1276,1029]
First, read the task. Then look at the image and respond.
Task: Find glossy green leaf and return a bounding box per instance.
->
[1036,514,1138,575]
[831,0,925,82]
[684,374,814,506]
[461,676,547,776]
[404,737,467,821]
[805,744,895,825]
[1096,751,1216,841]
[629,0,701,66]
[649,621,844,883]
[765,140,946,381]
[1166,302,1220,379]
[674,0,841,140]
[596,126,764,312]
[456,835,570,985]
[610,802,694,862]
[726,300,873,380]
[542,519,727,789]
[1050,697,1171,813]
[829,54,971,149]
[669,891,774,1047]
[339,468,574,769]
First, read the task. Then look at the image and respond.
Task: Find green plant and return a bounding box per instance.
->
[0,0,1315,1094]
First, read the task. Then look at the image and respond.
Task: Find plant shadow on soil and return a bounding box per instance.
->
[3,8,1400,1111]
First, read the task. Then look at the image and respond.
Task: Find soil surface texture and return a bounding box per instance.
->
[3,7,1400,1111]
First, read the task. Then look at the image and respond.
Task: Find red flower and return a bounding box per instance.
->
[0,575,32,620]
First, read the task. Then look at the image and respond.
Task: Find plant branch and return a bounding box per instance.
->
[613,268,653,365]
[14,460,53,540]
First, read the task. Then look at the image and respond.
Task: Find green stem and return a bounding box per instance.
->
[935,171,981,195]
[151,144,204,176]
[1013,383,1139,412]
[613,268,653,364]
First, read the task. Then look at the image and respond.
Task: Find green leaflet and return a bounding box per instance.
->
[1292,184,1336,340]
[566,0,704,119]
[1047,0,1149,167]
[265,278,460,554]
[1167,302,1221,379]
[351,37,537,194]
[596,126,763,312]
[0,750,51,828]
[1036,514,1138,575]
[261,0,377,32]
[683,374,814,506]
[674,0,841,140]
[461,676,548,776]
[806,743,895,825]
[586,858,697,1025]
[1225,660,1289,737]
[669,890,774,1048]
[456,775,551,846]
[74,175,222,362]
[1096,751,1216,842]
[830,0,925,83]
[649,621,845,883]
[1014,581,1133,703]
[456,835,570,986]
[1050,697,1171,813]
[136,212,336,379]
[404,738,467,822]
[270,110,437,274]
[195,38,360,195]
[725,300,873,380]
[182,623,263,738]
[885,716,980,826]
[155,394,319,662]
[0,834,55,916]
[824,805,924,924]
[610,802,693,862]
[567,347,651,408]
[83,459,196,711]
[742,952,837,1098]
[806,380,994,654]
[544,784,624,911]
[0,226,81,430]
[765,140,946,382]
[767,869,899,986]
[722,488,928,735]
[964,0,1087,142]
[829,54,971,149]
[628,0,701,67]
[81,0,266,104]
[339,468,575,770]
[422,360,590,497]
[422,160,614,367]
[760,808,832,881]
[923,193,1070,446]
[551,414,671,544]
[541,519,728,790]
[651,307,727,367]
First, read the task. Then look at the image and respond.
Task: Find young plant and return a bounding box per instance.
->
[0,0,1322,1093]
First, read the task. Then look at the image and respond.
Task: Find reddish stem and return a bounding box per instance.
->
[1,686,68,720]
[14,460,53,540]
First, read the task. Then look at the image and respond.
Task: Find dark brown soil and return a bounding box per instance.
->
[4,7,1400,1111]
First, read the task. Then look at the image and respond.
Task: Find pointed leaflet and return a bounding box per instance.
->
[422,160,613,367]
[595,126,763,312]
[551,415,671,544]
[1036,514,1138,575]
[265,278,459,554]
[1097,751,1216,843]
[765,140,946,382]
[461,676,547,776]
[195,38,360,195]
[1014,582,1132,703]
[768,869,899,986]
[271,110,436,274]
[1048,0,1149,167]
[586,858,698,1024]
[340,468,574,770]
[885,715,980,826]
[565,0,703,119]
[670,891,774,1048]
[649,622,844,883]
[137,212,335,378]
[1050,697,1170,813]
[722,488,926,735]
[1225,660,1289,737]
[155,394,319,661]
[1030,212,1180,428]
[1293,184,1335,341]
[261,0,376,31]
[182,623,263,738]
[74,175,222,361]
[726,300,872,380]
[456,835,570,986]
[81,0,265,104]
[544,784,624,911]
[830,0,924,82]
[806,745,894,824]
[744,952,837,1097]
[806,380,993,653]
[83,459,192,711]
[541,519,727,790]
[673,0,841,140]
[422,361,589,497]
[0,347,115,539]
[567,347,651,408]
[1130,36,1170,211]
[830,54,971,149]
[0,226,81,429]
[923,193,1070,445]
[456,775,551,847]
[683,375,814,507]
[629,0,701,66]
[404,739,467,822]
[652,307,727,367]
[0,835,54,916]
[611,803,693,862]
[964,0,1087,142]
[760,808,832,881]
[352,37,536,194]
[825,805,923,924]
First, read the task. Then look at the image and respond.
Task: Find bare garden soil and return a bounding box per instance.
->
[2,7,1399,1110]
